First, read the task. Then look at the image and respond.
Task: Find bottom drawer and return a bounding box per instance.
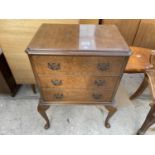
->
[41,88,114,103]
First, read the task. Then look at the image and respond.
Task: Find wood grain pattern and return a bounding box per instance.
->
[103,19,140,45]
[133,20,155,49]
[0,20,79,84]
[79,19,99,24]
[125,46,151,73]
[27,24,130,55]
[38,75,119,89]
[41,88,113,103]
[28,24,130,105]
[27,24,130,129]
[31,55,125,76]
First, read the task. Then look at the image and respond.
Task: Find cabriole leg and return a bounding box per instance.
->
[37,103,50,129]
[130,75,148,100]
[104,105,117,128]
[137,103,155,135]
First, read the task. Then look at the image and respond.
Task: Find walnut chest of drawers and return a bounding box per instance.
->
[26,24,131,129]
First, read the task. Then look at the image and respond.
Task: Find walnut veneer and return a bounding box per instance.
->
[125,46,151,73]
[26,24,131,129]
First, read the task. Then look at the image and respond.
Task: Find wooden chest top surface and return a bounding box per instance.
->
[26,24,131,56]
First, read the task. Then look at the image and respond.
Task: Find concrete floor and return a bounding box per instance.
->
[0,73,154,135]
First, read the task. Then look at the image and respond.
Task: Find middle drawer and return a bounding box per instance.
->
[38,75,119,90]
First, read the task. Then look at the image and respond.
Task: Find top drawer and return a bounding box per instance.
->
[31,56,125,76]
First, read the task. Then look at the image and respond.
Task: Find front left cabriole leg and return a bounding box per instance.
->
[104,105,117,128]
[37,103,50,129]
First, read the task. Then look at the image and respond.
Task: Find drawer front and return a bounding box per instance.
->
[41,88,113,103]
[38,75,119,90]
[31,56,125,76]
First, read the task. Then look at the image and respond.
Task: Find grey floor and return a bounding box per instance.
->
[0,73,154,135]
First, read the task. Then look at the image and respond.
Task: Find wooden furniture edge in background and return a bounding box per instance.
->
[125,46,151,74]
[136,50,155,134]
[126,48,155,134]
[0,48,21,96]
[137,71,155,134]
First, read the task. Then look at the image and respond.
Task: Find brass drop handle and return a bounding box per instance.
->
[51,80,62,86]
[95,79,105,86]
[97,63,110,71]
[48,63,60,70]
[92,93,102,99]
[54,94,64,99]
